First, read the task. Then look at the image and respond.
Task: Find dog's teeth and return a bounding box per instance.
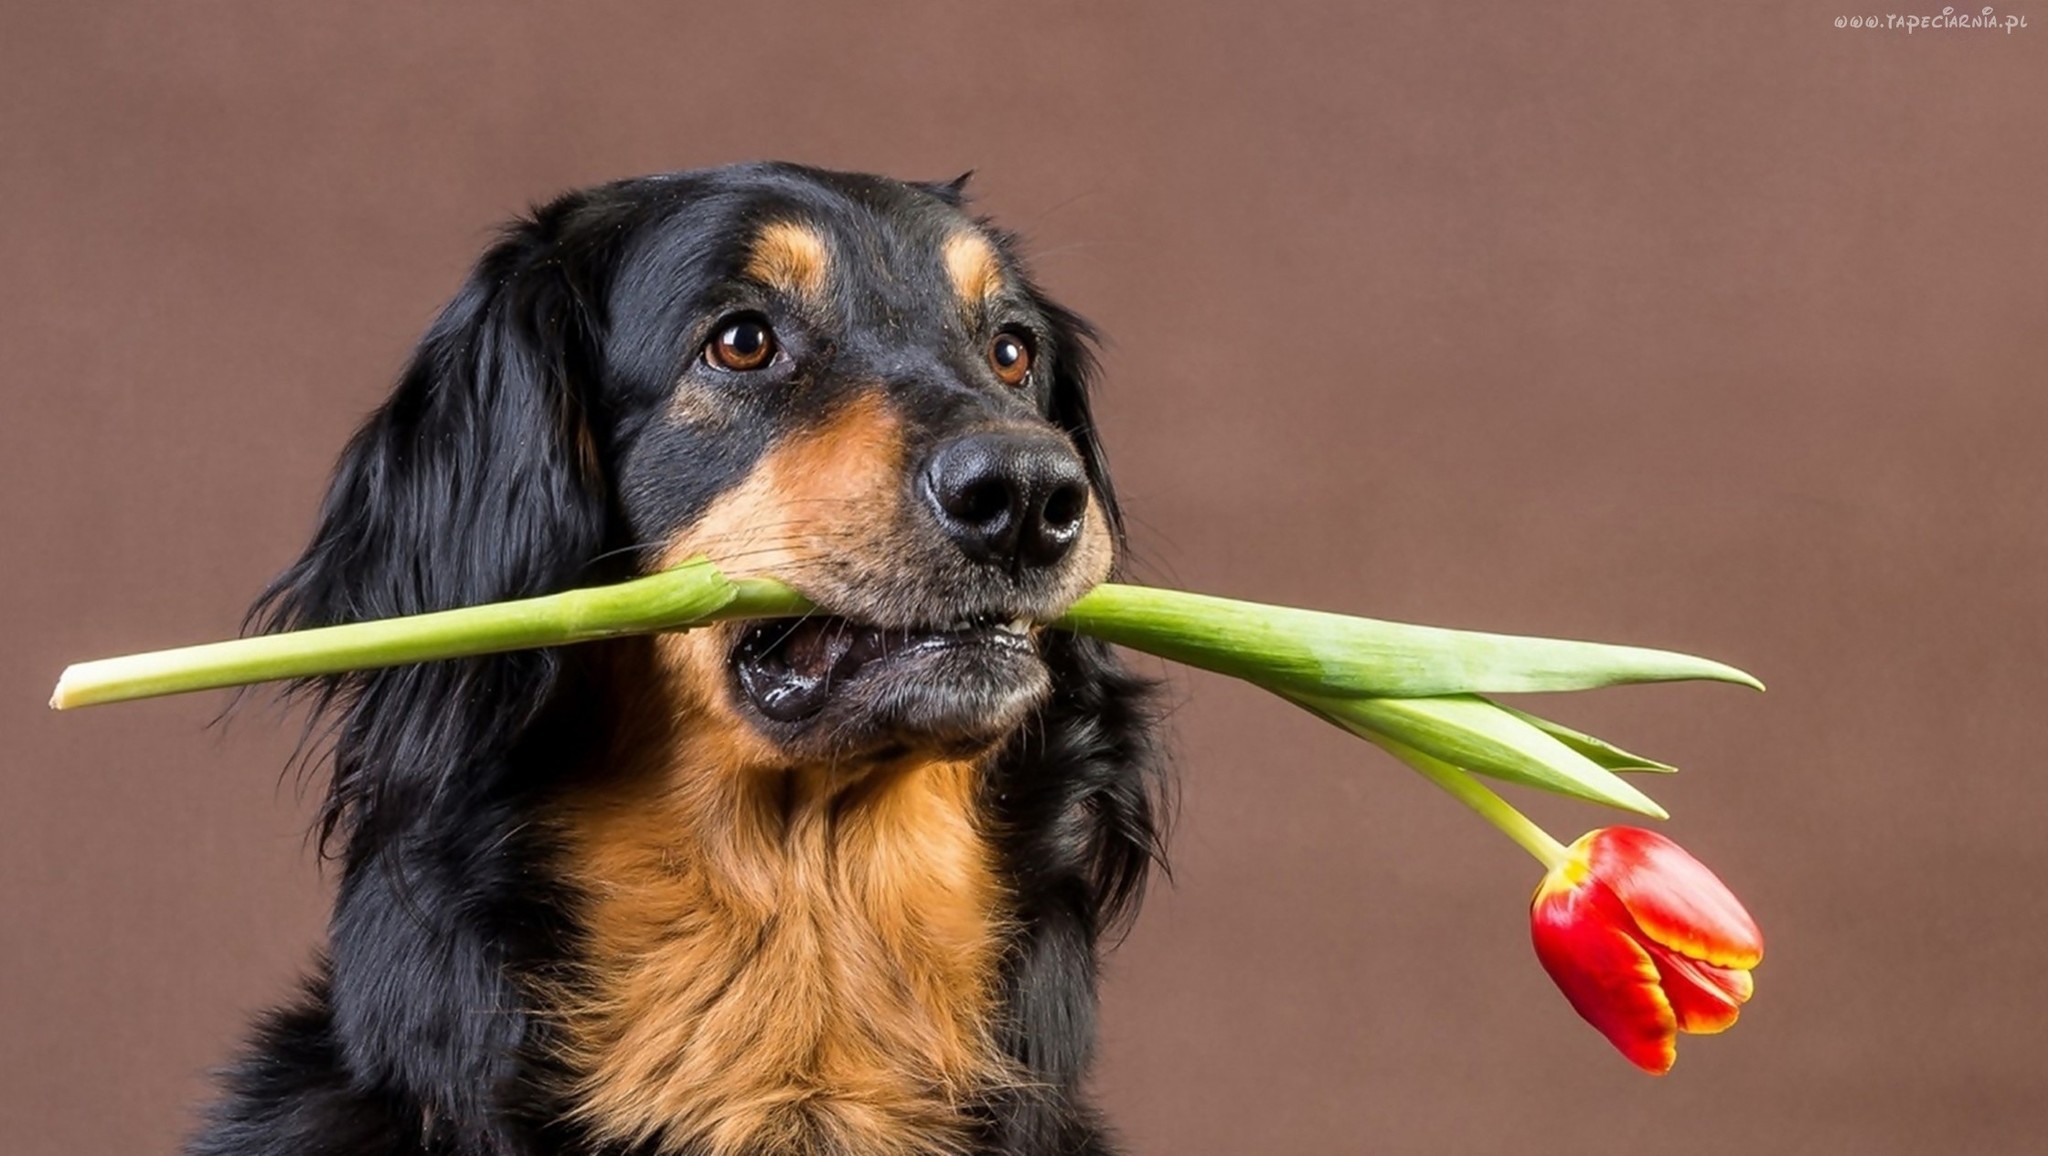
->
[1003,617,1032,635]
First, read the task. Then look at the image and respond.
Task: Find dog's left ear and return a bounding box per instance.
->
[989,292,1168,1107]
[918,170,975,207]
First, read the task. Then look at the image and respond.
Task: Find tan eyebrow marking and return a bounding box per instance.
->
[942,231,1003,306]
[743,220,831,302]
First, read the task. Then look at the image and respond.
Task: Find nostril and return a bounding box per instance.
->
[948,475,1014,527]
[1041,481,1086,531]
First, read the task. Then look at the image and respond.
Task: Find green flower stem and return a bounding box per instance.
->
[724,577,817,619]
[1367,733,1573,872]
[49,555,1757,788]
[1056,581,1762,697]
[48,560,1737,833]
[51,559,810,709]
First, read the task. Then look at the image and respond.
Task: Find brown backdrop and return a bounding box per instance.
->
[5,3,2045,1153]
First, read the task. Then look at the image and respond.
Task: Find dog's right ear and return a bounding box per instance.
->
[248,211,616,1138]
[251,209,611,857]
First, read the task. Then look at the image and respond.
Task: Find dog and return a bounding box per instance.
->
[191,163,1168,1156]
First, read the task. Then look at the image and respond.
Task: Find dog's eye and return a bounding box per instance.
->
[988,331,1032,387]
[706,318,777,372]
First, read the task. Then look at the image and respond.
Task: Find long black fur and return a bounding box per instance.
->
[192,164,1167,1156]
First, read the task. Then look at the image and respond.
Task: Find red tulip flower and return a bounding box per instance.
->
[1531,826,1763,1073]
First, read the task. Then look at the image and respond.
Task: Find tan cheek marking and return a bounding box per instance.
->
[1070,489,1117,591]
[654,388,906,585]
[608,389,914,801]
[942,231,1003,307]
[744,220,832,302]
[605,390,913,802]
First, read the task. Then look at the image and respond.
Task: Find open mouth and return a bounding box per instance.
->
[731,614,1041,732]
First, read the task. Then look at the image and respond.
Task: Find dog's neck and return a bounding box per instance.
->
[552,634,1014,1156]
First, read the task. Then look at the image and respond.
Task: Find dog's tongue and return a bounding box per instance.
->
[736,618,892,722]
[782,618,856,683]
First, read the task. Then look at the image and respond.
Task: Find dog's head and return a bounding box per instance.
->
[609,167,1120,762]
[260,163,1126,842]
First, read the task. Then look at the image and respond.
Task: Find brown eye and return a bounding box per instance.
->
[707,318,776,371]
[988,331,1032,386]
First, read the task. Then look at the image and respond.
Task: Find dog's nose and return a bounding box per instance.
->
[923,433,1089,570]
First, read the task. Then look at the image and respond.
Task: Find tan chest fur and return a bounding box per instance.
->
[553,640,1014,1156]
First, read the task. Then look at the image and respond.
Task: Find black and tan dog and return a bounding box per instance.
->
[193,164,1167,1156]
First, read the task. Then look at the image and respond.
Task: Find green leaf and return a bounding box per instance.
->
[1295,692,1669,818]
[1484,700,1678,774]
[1056,584,1762,698]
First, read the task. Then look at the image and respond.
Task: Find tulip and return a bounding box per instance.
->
[1531,827,1763,1073]
[1358,739,1761,1075]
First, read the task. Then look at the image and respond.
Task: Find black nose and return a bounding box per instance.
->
[923,432,1090,571]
